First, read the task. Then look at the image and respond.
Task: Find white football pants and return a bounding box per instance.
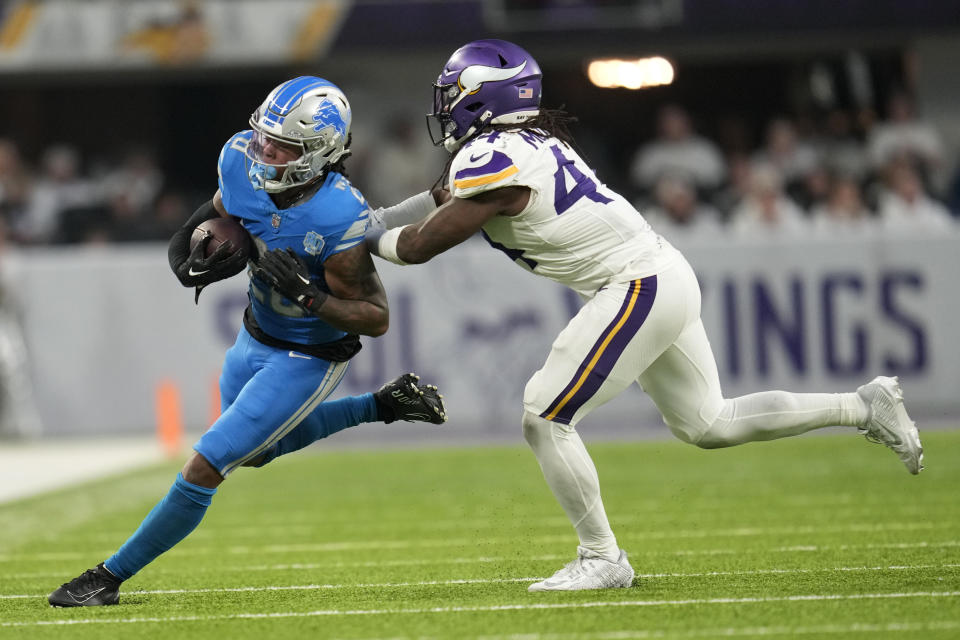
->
[522,257,869,561]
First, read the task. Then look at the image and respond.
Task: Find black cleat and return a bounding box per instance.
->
[375,373,447,425]
[48,563,122,607]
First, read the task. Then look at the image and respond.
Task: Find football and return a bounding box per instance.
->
[190,216,254,261]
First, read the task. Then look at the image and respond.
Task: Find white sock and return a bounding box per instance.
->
[522,411,620,562]
[699,391,869,448]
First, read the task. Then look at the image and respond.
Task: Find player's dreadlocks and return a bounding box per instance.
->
[488,107,578,147]
[328,132,353,179]
[433,107,580,192]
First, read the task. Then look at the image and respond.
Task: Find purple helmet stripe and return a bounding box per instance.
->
[454,151,515,179]
[540,277,658,425]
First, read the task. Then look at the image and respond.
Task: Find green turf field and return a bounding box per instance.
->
[2,429,958,639]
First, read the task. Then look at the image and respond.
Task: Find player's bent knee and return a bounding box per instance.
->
[689,399,747,449]
[661,399,731,449]
[661,416,718,448]
[692,430,734,449]
[182,452,224,489]
[521,410,553,449]
[691,415,739,449]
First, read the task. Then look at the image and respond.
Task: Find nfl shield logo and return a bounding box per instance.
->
[271,213,281,229]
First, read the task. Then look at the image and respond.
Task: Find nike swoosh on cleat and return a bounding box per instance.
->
[188,267,210,276]
[66,587,105,604]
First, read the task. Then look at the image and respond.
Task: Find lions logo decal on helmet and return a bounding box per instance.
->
[313,99,348,137]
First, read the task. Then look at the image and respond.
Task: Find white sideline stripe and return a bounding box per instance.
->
[5,555,551,578]
[103,519,947,542]
[1,577,538,599]
[0,536,960,568]
[5,539,960,564]
[198,497,940,530]
[5,564,959,600]
[4,591,960,627]
[356,621,960,640]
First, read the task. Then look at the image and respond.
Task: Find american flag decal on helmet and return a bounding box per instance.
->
[518,87,533,99]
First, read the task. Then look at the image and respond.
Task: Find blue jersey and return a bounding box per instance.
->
[217,131,370,346]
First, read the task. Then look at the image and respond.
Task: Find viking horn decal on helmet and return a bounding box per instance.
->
[458,61,527,94]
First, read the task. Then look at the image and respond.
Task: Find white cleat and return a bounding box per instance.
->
[856,376,924,475]
[528,547,634,592]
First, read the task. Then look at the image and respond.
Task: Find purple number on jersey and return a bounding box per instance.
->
[481,230,538,270]
[550,144,613,215]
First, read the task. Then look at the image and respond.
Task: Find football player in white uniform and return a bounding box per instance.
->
[367,39,923,592]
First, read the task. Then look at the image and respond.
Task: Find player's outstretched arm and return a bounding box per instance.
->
[367,188,449,232]
[257,245,389,337]
[368,185,529,265]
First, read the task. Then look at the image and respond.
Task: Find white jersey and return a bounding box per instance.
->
[450,129,680,298]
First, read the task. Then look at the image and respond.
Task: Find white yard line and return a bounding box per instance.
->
[4,564,958,599]
[3,591,960,627]
[343,621,960,640]
[197,492,950,529]
[4,536,958,563]
[0,577,539,599]
[127,518,945,541]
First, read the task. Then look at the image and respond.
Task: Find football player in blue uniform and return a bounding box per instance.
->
[48,77,446,607]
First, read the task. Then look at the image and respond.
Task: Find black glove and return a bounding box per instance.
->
[257,248,328,313]
[174,234,248,288]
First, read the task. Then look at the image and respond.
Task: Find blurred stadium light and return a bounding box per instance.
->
[587,57,674,89]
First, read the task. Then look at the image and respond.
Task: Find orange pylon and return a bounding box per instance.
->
[155,380,184,458]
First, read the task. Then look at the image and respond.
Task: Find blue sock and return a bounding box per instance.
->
[257,393,378,466]
[104,473,216,581]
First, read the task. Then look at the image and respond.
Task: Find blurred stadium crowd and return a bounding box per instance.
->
[0,87,956,248]
[623,91,957,240]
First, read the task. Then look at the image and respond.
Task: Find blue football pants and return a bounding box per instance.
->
[196,325,375,476]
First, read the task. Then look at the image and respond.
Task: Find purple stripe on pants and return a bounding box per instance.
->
[540,276,658,425]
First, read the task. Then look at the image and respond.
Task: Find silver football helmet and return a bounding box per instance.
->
[246,76,352,193]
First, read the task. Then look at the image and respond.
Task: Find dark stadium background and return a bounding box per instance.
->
[0,0,951,205]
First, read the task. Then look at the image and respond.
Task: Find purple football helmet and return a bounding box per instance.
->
[427,39,542,152]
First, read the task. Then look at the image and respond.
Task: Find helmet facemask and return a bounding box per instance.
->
[427,83,491,153]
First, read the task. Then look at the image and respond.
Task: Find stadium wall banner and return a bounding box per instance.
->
[0,0,348,70]
[4,232,958,438]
